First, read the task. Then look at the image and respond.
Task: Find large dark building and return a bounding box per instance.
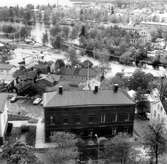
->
[43,86,135,142]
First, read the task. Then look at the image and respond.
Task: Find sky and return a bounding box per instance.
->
[0,0,73,7]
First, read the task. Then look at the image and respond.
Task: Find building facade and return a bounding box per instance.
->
[148,88,167,125]
[44,86,135,142]
[0,93,9,145]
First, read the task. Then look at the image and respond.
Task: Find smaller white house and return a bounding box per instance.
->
[153,38,166,50]
[0,93,9,145]
[148,89,167,126]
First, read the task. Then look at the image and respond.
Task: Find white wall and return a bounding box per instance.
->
[0,103,8,137]
[150,100,167,127]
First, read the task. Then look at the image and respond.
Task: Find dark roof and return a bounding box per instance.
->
[43,89,135,108]
[0,93,8,113]
[18,70,37,80]
[0,64,13,70]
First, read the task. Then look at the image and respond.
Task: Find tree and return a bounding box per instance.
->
[50,25,61,37]
[0,141,43,164]
[19,26,30,39]
[135,88,150,117]
[2,25,16,34]
[51,35,63,49]
[62,26,70,39]
[80,25,86,37]
[143,122,167,164]
[128,70,153,91]
[104,133,132,164]
[42,31,49,46]
[47,132,79,164]
[68,48,79,66]
[70,26,79,40]
[23,9,33,25]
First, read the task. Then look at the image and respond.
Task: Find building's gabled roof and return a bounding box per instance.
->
[0,93,8,113]
[43,89,135,108]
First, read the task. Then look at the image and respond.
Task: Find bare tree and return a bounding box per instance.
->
[104,133,132,164]
[143,122,167,164]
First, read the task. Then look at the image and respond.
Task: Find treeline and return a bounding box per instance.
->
[0,5,35,25]
[0,24,31,40]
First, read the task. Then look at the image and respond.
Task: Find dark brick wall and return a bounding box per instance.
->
[44,105,135,142]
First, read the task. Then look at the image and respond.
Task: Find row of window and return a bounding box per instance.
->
[49,113,133,125]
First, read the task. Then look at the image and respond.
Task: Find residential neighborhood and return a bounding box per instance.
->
[1,0,167,164]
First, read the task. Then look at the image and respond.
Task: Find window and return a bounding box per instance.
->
[118,113,129,122]
[73,115,80,124]
[158,114,160,121]
[106,113,116,123]
[100,114,106,124]
[88,115,96,124]
[50,116,54,125]
[63,115,69,125]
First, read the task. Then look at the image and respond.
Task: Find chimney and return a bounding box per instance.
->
[59,86,63,95]
[94,85,98,94]
[113,84,119,93]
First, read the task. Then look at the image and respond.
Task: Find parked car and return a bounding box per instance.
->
[10,96,17,103]
[33,98,42,105]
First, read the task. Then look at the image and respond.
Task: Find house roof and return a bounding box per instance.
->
[0,64,13,70]
[0,93,8,113]
[60,67,97,77]
[18,70,37,80]
[43,89,135,108]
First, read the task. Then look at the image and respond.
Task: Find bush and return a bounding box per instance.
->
[26,126,36,146]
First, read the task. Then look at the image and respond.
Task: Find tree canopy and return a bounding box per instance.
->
[128,70,153,92]
[0,141,43,164]
[143,122,167,164]
[103,133,132,164]
[47,132,79,164]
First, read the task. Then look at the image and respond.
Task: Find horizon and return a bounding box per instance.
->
[0,0,73,7]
